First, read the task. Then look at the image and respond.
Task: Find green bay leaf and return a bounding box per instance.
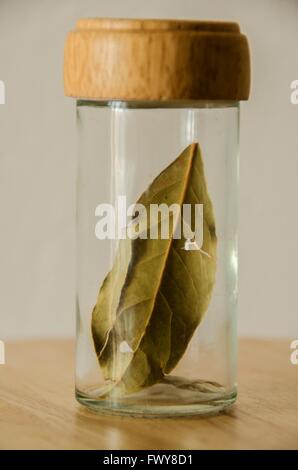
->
[91,143,217,395]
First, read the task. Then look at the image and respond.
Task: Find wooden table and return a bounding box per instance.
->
[0,339,297,450]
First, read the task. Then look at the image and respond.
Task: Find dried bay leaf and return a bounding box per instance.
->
[91,143,217,395]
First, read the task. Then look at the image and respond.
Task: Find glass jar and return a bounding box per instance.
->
[64,18,250,416]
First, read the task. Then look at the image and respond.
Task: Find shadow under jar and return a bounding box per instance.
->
[64,18,250,417]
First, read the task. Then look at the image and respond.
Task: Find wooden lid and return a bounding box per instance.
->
[64,18,250,101]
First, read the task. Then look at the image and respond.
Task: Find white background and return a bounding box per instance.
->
[0,0,297,339]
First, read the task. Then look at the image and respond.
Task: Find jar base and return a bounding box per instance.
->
[76,378,237,418]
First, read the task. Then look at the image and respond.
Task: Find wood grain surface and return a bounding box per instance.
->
[0,339,297,450]
[64,18,250,101]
